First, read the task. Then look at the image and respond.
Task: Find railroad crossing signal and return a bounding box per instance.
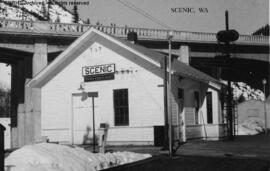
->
[217,29,239,43]
[216,10,239,141]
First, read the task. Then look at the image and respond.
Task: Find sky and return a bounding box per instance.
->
[68,0,269,35]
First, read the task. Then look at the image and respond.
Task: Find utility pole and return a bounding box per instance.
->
[167,31,173,157]
[163,56,169,150]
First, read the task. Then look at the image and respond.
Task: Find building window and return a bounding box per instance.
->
[206,92,213,124]
[194,91,199,124]
[178,88,184,99]
[114,89,129,126]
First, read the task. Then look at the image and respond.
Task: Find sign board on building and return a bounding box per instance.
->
[82,64,115,82]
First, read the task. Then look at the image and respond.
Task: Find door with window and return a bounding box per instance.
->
[72,93,97,144]
[177,88,185,142]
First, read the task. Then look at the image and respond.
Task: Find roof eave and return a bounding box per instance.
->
[209,81,222,90]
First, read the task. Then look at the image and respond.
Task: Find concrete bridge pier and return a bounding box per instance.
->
[11,38,47,148]
[268,58,270,98]
[10,60,28,148]
[24,86,42,145]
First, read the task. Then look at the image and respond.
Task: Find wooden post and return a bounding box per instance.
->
[167,31,173,157]
[87,92,98,153]
[92,97,96,153]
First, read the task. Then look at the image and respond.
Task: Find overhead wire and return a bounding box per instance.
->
[117,0,173,30]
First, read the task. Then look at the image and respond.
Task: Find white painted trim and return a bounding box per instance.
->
[209,81,222,90]
[71,95,74,144]
[182,107,186,142]
[92,29,161,67]
[26,27,161,87]
[26,28,95,87]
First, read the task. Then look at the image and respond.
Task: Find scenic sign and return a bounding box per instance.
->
[82,64,115,82]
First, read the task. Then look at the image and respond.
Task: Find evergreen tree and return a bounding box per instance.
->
[55,15,61,23]
[252,24,269,36]
[0,86,10,118]
[47,0,52,21]
[86,18,90,24]
[41,2,48,21]
[237,94,246,103]
[73,5,79,23]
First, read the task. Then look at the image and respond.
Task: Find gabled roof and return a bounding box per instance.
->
[26,27,221,89]
[115,36,220,85]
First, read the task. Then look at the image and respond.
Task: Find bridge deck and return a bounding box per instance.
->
[0,19,269,45]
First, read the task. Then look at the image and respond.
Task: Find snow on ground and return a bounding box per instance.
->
[238,118,265,135]
[5,143,152,171]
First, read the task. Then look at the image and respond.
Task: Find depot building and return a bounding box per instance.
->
[27,28,226,145]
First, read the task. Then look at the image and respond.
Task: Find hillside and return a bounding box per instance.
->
[232,82,265,101]
[0,0,74,23]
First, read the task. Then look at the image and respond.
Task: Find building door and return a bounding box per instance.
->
[177,88,185,142]
[178,100,185,142]
[206,92,213,124]
[72,93,97,145]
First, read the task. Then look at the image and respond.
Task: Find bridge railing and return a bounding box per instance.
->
[0,19,268,45]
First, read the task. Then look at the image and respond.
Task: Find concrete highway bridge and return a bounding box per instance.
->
[0,19,269,147]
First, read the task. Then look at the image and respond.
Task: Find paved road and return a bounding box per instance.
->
[82,134,270,162]
[83,135,270,171]
[103,155,269,171]
[92,135,270,161]
[177,135,270,161]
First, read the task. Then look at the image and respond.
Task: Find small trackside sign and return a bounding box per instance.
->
[82,64,115,82]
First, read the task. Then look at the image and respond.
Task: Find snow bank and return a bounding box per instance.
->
[5,143,151,171]
[238,118,265,135]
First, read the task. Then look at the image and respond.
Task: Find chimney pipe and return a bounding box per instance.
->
[127,31,138,44]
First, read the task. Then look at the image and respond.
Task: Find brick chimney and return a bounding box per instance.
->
[127,31,138,44]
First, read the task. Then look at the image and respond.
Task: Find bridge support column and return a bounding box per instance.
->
[268,59,270,98]
[178,45,190,65]
[33,39,47,76]
[17,104,25,147]
[24,86,42,145]
[11,61,26,148]
[26,38,47,144]
[17,39,47,146]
